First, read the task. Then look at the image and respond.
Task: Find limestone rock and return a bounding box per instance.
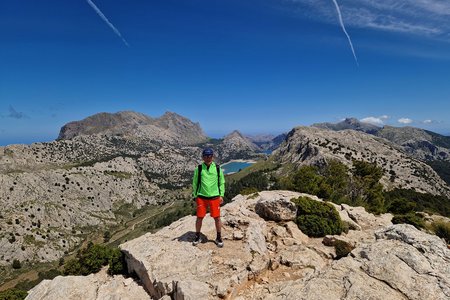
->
[25,268,150,300]
[255,194,297,222]
[25,192,450,300]
[284,221,309,244]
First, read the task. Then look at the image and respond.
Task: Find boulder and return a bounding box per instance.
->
[255,193,297,222]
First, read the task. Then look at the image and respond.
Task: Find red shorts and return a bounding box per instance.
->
[196,197,221,218]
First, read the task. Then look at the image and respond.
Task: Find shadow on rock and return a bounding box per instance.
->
[174,231,209,244]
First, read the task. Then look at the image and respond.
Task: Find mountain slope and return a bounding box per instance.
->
[273,126,450,197]
[313,119,450,161]
[376,126,450,161]
[246,133,287,151]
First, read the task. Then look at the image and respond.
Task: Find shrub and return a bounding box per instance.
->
[384,189,450,218]
[12,259,21,269]
[431,221,450,244]
[225,171,269,202]
[392,213,425,229]
[240,187,259,195]
[291,196,343,237]
[103,231,111,243]
[0,289,28,300]
[387,198,417,214]
[63,244,127,276]
[351,160,385,214]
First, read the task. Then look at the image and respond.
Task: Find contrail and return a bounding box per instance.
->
[331,0,358,66]
[85,0,129,47]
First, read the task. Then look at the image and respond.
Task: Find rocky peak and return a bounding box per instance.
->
[57,110,207,145]
[58,111,153,140]
[312,117,381,134]
[26,191,450,300]
[225,129,245,139]
[219,130,261,160]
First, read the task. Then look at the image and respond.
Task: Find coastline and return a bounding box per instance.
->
[221,159,257,166]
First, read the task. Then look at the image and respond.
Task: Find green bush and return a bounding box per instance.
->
[384,189,450,217]
[12,259,21,269]
[387,198,417,214]
[0,289,28,300]
[291,196,343,237]
[392,213,425,229]
[279,160,385,213]
[432,221,450,244]
[240,187,259,195]
[63,244,126,276]
[351,160,385,214]
[225,171,269,202]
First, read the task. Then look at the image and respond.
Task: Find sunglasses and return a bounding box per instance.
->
[203,155,213,158]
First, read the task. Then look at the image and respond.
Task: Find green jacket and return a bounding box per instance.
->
[192,162,225,198]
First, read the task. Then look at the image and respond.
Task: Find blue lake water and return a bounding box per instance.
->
[221,161,254,174]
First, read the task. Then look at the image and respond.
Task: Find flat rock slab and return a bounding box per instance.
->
[25,268,150,300]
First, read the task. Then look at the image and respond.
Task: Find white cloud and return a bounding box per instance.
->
[380,115,389,120]
[360,116,384,126]
[284,0,450,39]
[398,118,413,124]
[421,119,441,124]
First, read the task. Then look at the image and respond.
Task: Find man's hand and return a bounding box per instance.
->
[219,196,224,205]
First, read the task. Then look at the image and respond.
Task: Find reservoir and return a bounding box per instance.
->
[221,161,255,175]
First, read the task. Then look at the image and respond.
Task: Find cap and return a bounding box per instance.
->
[202,148,214,156]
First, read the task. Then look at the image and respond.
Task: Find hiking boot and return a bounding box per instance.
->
[192,235,201,246]
[215,237,224,248]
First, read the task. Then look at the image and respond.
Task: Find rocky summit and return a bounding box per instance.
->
[26,191,450,300]
[58,111,208,146]
[219,130,261,161]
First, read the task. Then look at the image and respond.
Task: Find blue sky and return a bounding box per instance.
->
[1,0,450,145]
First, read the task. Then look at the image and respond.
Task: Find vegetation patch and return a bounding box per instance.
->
[63,243,126,276]
[430,220,450,244]
[279,160,385,214]
[0,288,27,300]
[13,269,61,292]
[146,200,195,230]
[384,189,450,218]
[426,160,450,186]
[225,171,276,203]
[291,196,343,237]
[392,213,425,229]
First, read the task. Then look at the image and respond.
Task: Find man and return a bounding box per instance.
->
[192,147,225,247]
